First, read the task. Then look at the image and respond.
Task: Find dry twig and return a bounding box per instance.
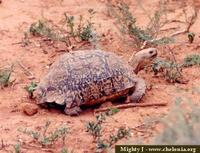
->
[21,144,55,153]
[141,7,198,49]
[167,46,182,76]
[94,102,168,113]
[167,8,198,37]
[17,61,35,79]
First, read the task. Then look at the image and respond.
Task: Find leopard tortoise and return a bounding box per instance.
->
[34,48,157,115]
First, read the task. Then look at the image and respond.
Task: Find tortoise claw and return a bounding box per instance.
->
[64,106,82,116]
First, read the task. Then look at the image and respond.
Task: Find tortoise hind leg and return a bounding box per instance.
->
[64,106,82,116]
[127,78,146,103]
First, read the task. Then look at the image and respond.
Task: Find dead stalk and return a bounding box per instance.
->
[17,61,35,79]
[94,102,167,113]
[167,46,182,77]
[141,6,198,49]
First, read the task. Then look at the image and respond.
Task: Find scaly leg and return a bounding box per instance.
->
[127,78,146,103]
[64,106,82,116]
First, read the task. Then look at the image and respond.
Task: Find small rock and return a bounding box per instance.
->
[21,103,39,116]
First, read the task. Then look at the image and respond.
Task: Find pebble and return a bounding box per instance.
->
[21,103,39,116]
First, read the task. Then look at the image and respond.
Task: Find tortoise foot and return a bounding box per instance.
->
[129,77,146,103]
[64,106,82,116]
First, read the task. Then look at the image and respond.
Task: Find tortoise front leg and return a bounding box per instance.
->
[64,106,82,116]
[127,78,146,103]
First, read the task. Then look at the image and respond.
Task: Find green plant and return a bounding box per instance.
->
[106,108,119,115]
[86,121,102,138]
[152,58,182,83]
[152,53,200,83]
[18,121,68,147]
[96,139,108,153]
[29,20,66,42]
[60,148,68,153]
[14,143,20,153]
[79,9,96,41]
[85,109,130,152]
[24,82,37,99]
[27,10,98,50]
[86,109,120,139]
[107,127,130,147]
[0,66,13,87]
[29,20,51,36]
[64,13,76,37]
[107,1,173,48]
[86,113,105,139]
[79,23,94,41]
[183,54,200,67]
[95,127,130,153]
[64,9,96,42]
[30,20,50,37]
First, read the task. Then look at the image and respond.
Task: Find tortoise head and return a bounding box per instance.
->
[128,48,157,74]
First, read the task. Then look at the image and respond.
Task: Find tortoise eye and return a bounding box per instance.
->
[149,50,154,54]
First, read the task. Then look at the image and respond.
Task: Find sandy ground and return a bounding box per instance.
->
[0,0,200,152]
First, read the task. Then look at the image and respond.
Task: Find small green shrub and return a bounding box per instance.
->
[60,148,68,153]
[105,108,120,116]
[107,1,173,48]
[64,13,75,37]
[107,127,131,147]
[29,20,66,42]
[64,9,96,42]
[96,127,130,153]
[14,143,21,153]
[24,82,37,99]
[0,66,13,87]
[183,54,200,67]
[18,121,68,147]
[29,20,53,37]
[86,108,120,139]
[27,9,97,49]
[96,139,108,153]
[79,23,94,41]
[86,121,102,138]
[86,109,131,152]
[152,58,182,83]
[86,113,107,138]
[152,54,200,83]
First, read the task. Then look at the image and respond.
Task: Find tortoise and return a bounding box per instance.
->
[34,48,157,115]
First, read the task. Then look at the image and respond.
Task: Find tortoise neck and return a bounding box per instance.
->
[128,54,143,74]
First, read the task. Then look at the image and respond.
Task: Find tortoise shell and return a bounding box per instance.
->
[36,50,137,109]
